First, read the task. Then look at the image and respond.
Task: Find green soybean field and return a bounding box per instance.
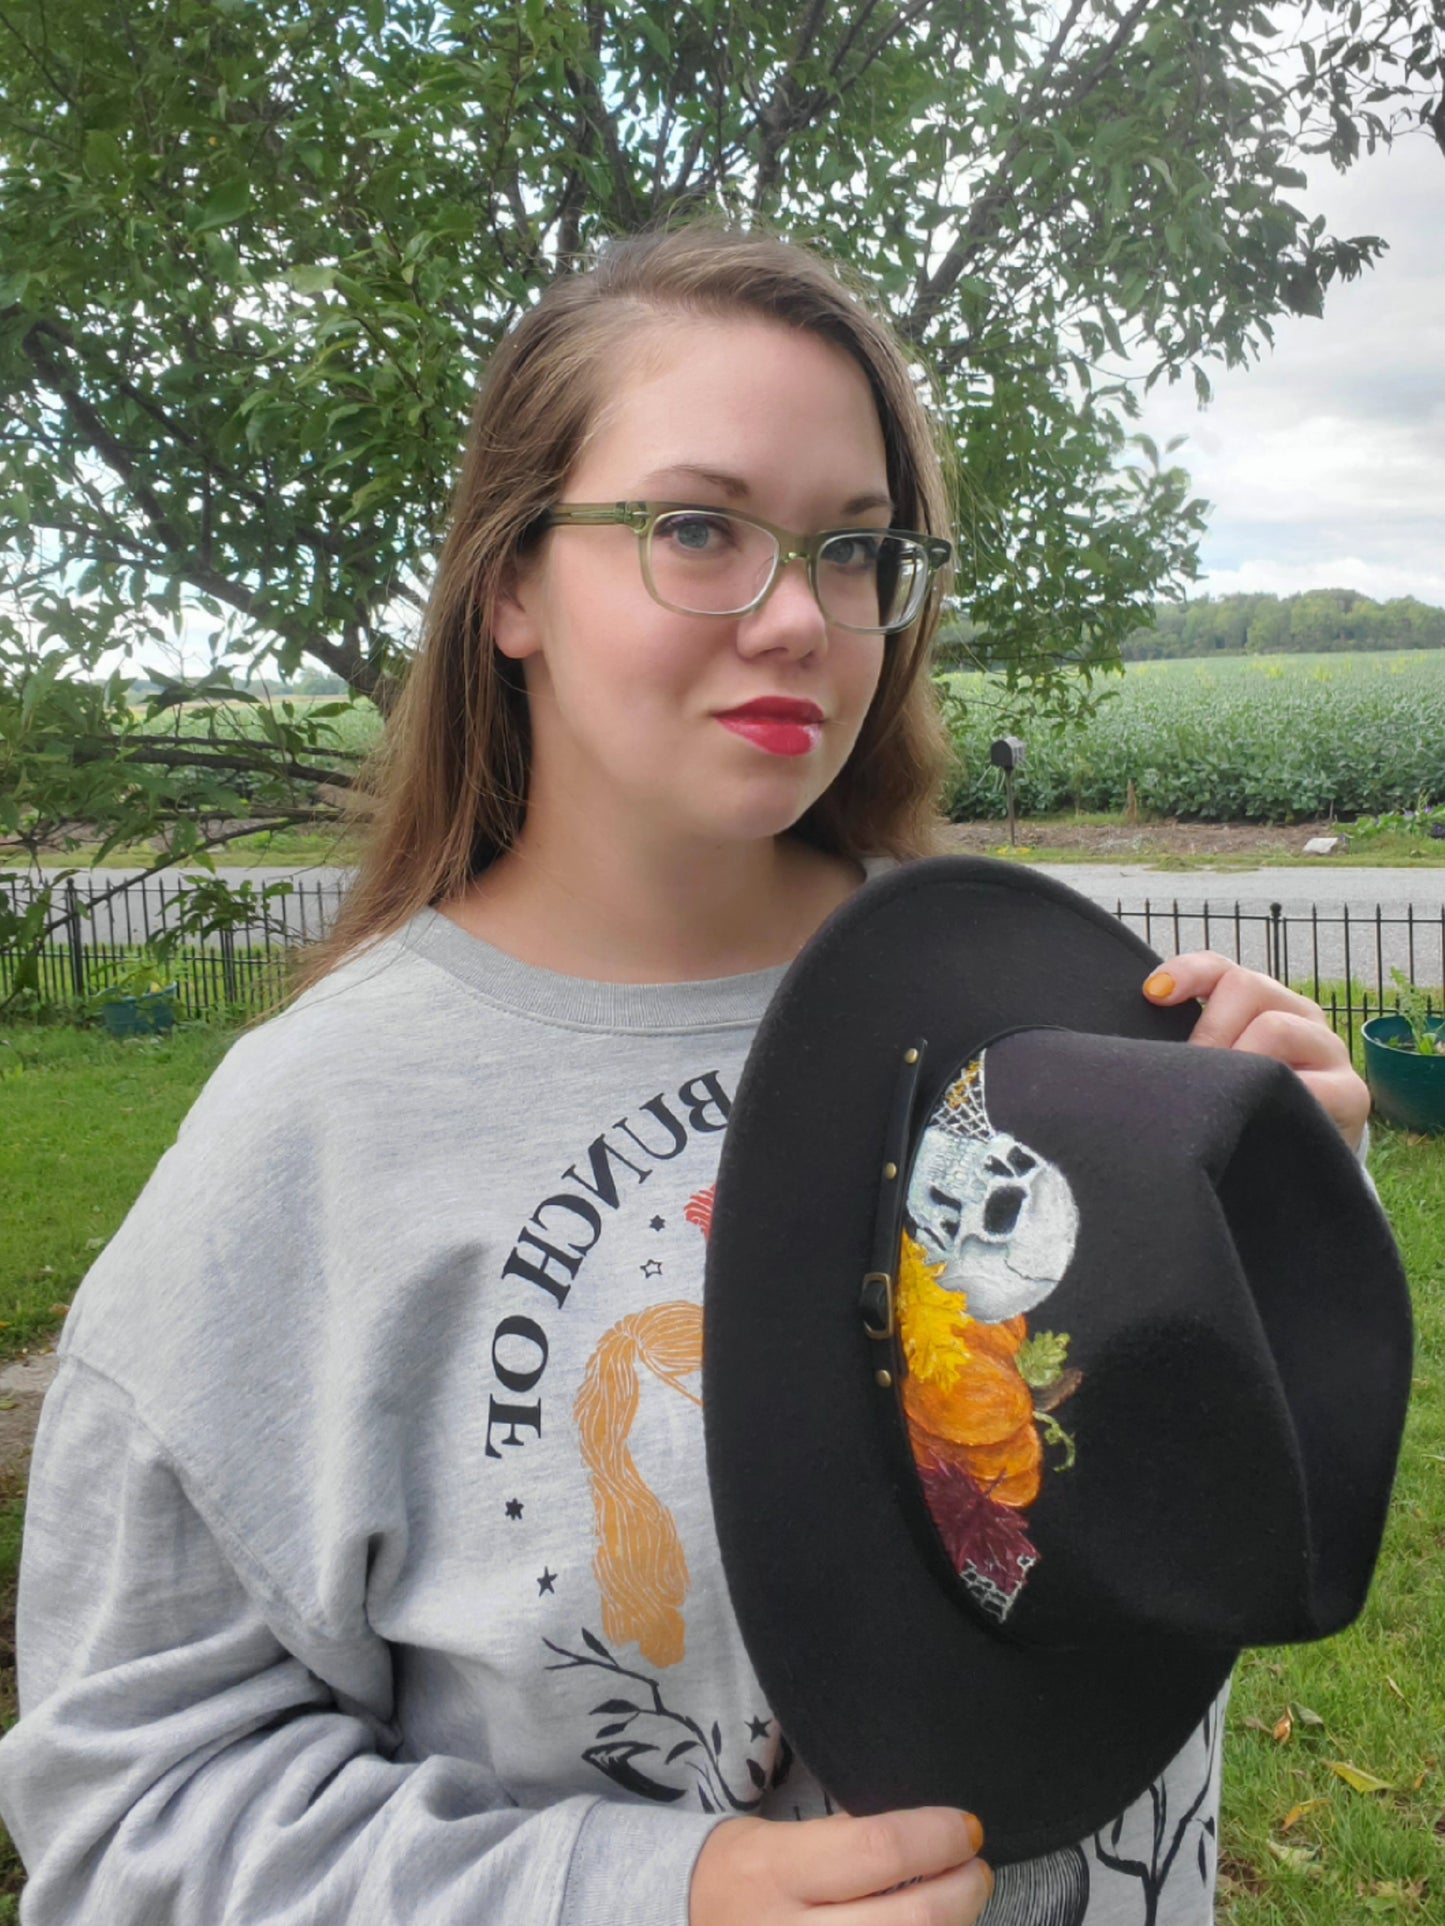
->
[942,652,1445,823]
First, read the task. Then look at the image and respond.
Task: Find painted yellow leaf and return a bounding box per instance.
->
[1326,1760,1393,1795]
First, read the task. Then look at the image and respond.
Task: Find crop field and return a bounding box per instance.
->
[942,652,1445,824]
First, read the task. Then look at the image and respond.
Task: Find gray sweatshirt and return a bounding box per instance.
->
[0,906,1362,1923]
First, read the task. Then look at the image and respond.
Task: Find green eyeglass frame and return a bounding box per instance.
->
[542,500,954,635]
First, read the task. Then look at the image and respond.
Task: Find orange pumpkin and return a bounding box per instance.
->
[903,1314,1042,1509]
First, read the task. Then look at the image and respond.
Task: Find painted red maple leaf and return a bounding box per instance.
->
[916,1450,1039,1614]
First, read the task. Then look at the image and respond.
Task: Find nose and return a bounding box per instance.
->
[735,553,828,660]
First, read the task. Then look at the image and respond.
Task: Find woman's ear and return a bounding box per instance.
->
[492,561,543,662]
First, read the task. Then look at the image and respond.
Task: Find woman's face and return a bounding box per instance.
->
[494,316,893,856]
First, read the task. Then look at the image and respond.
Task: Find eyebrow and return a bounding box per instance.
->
[637,464,894,520]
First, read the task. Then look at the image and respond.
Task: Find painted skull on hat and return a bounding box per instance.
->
[899,1052,1083,1622]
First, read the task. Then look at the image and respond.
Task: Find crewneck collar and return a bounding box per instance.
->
[402,906,790,1033]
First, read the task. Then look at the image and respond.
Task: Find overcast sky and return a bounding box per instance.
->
[1135,130,1445,608]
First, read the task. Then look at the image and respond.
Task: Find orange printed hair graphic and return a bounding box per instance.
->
[574,1303,704,1668]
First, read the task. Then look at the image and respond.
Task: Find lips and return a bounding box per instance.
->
[715,698,826,758]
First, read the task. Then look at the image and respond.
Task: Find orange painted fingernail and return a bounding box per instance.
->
[963,1812,985,1855]
[1144,971,1176,999]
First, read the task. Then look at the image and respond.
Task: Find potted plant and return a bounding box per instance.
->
[1362,969,1445,1135]
[92,955,180,1039]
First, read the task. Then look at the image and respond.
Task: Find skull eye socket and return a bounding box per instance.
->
[926,1184,962,1242]
[1007,1146,1037,1176]
[982,1184,1027,1238]
[985,1155,1013,1179]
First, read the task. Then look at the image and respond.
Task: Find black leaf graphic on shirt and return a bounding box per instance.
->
[545,1632,772,1815]
[582,1740,688,1803]
[1093,1699,1221,1922]
[769,1734,795,1790]
[746,1758,766,1790]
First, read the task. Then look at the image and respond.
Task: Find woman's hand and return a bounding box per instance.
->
[1143,954,1370,1151]
[690,1807,992,1925]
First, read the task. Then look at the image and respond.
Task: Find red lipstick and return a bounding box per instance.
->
[715,697,825,758]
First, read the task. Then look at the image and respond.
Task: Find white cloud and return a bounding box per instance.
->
[1135,134,1445,608]
[1196,556,1445,605]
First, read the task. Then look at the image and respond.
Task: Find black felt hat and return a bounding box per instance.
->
[703,857,1412,1864]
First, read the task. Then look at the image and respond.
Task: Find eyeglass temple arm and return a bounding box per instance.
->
[542,502,652,531]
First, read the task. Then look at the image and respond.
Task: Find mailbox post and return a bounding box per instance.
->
[989,736,1027,848]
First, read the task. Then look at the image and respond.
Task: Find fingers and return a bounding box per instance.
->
[787,1808,985,1906]
[689,1808,991,1926]
[827,1854,994,1926]
[1144,953,1329,1049]
[1143,956,1370,1149]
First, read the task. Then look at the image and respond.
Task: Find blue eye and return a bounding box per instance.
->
[822,533,884,572]
[657,512,737,555]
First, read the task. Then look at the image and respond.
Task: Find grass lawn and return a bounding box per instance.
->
[0,1023,1440,1916]
[944,810,1445,870]
[1218,1125,1445,1922]
[0,1022,236,1350]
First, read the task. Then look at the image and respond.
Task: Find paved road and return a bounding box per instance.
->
[1034,865,1445,988]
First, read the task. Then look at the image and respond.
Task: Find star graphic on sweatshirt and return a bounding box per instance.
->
[537,1568,557,1595]
[649,1215,666,1231]
[505,1499,523,1521]
[747,1716,772,1741]
[640,1258,663,1279]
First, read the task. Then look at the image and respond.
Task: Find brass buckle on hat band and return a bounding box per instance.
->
[859,1038,927,1368]
[860,1272,895,1340]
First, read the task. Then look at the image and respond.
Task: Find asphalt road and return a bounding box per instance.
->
[32,860,1445,987]
[1035,865,1445,988]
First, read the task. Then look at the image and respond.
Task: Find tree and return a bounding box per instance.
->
[2,0,1442,906]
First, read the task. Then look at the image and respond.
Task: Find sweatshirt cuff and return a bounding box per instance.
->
[560,1797,726,1926]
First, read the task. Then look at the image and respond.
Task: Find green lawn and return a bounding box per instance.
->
[0,1023,235,1350]
[0,1023,1440,1916]
[1218,1125,1445,1921]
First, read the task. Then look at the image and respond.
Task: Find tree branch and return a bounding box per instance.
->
[74,737,358,785]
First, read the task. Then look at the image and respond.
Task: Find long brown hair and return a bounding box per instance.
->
[305,224,954,985]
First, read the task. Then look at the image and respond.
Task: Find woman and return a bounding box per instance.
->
[0,226,1368,1924]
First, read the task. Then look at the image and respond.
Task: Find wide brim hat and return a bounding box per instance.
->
[703,857,1412,1863]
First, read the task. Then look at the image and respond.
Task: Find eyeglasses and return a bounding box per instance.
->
[542,501,953,635]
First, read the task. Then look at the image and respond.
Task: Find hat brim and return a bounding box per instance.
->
[704,858,1237,1861]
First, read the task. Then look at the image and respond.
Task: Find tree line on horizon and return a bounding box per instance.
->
[1124,588,1445,658]
[936,587,1445,671]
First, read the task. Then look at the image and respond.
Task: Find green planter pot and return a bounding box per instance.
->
[97,984,178,1039]
[1362,1014,1445,1135]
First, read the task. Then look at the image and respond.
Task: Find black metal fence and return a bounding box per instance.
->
[0,871,349,1020]
[1113,898,1444,1055]
[2,871,1442,1048]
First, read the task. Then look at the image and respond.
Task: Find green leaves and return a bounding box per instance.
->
[1017,1330,1070,1390]
[189,178,251,235]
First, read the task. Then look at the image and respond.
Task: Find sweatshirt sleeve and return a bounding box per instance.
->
[0,1361,722,1924]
